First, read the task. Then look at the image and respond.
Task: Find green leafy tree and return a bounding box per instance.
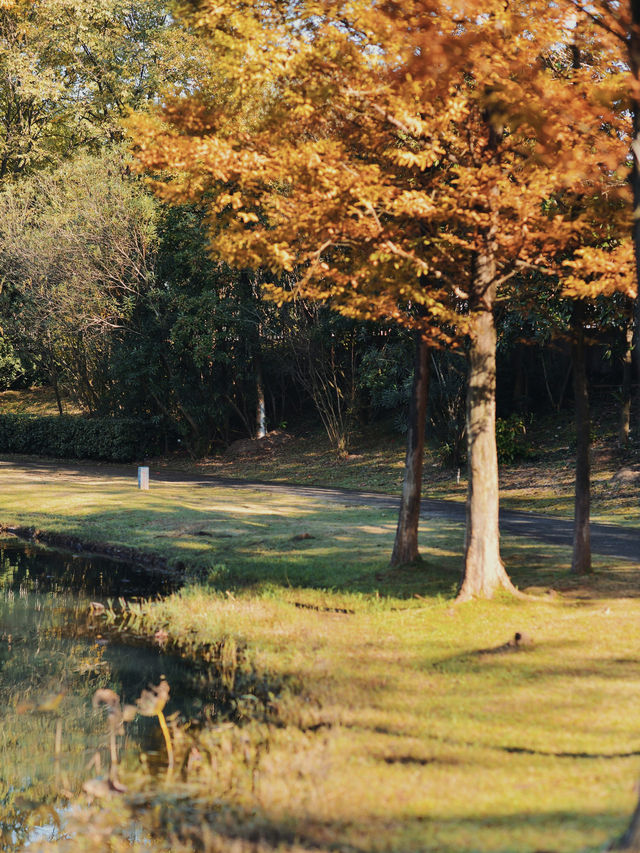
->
[0,0,206,179]
[0,148,158,413]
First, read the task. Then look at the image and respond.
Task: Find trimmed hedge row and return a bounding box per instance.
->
[0,414,168,462]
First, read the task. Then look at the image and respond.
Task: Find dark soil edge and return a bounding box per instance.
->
[0,522,182,577]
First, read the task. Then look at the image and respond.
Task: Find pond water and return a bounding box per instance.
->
[0,536,215,850]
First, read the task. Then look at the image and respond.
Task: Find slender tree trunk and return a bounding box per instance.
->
[50,371,63,416]
[457,240,517,601]
[540,349,557,411]
[634,293,640,439]
[611,797,640,851]
[391,333,430,566]
[45,336,63,415]
[620,309,633,448]
[512,343,527,413]
[255,354,267,439]
[571,304,591,575]
[629,1,640,436]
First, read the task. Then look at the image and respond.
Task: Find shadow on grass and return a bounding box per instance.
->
[426,643,640,710]
[362,720,640,762]
[137,801,627,853]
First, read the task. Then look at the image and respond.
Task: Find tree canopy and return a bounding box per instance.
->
[134,0,632,325]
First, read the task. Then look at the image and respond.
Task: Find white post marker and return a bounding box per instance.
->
[138,466,150,490]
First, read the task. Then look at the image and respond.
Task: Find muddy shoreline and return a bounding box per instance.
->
[0,522,183,577]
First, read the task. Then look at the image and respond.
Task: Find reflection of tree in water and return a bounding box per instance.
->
[0,537,192,850]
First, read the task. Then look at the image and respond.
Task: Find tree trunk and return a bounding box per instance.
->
[255,354,267,439]
[611,796,640,851]
[630,1,640,435]
[512,343,527,414]
[634,288,640,438]
[50,370,63,416]
[457,241,517,601]
[571,304,591,575]
[391,333,430,566]
[620,309,633,448]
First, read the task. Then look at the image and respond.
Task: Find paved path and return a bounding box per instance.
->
[2,458,639,562]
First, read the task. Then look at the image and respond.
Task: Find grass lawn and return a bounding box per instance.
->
[1,459,640,853]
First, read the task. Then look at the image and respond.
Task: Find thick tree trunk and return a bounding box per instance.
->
[391,333,430,566]
[457,243,517,601]
[572,305,591,575]
[630,1,640,435]
[632,135,640,436]
[620,310,633,448]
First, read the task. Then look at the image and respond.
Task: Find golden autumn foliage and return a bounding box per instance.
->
[131,0,634,332]
[563,244,637,300]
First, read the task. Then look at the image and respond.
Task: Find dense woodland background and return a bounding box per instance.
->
[0,180,631,465]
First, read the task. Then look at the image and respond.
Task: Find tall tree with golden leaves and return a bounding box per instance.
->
[565,0,640,472]
[132,0,629,598]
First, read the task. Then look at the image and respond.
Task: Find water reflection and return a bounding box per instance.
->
[0,536,206,850]
[0,537,176,599]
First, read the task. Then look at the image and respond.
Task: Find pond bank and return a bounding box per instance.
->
[0,522,178,575]
[0,537,212,850]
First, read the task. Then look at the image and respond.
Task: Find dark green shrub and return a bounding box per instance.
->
[0,414,172,462]
[495,414,530,464]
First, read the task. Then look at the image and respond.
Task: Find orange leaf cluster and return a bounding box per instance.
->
[130,0,634,338]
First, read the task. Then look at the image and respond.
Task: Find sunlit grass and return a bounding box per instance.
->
[0,456,639,851]
[0,458,466,597]
[32,588,640,853]
[0,386,81,416]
